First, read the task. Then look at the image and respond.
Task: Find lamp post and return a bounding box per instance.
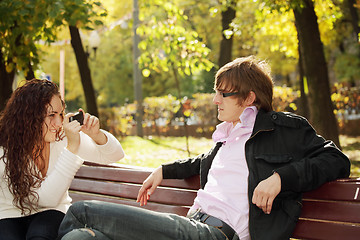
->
[88,30,101,59]
[59,49,65,100]
[133,0,143,137]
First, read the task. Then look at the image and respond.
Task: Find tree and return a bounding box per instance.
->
[347,0,360,41]
[292,0,340,147]
[0,0,63,111]
[218,0,237,68]
[53,0,107,116]
[0,0,106,115]
[332,0,360,87]
[138,0,214,153]
[69,26,99,116]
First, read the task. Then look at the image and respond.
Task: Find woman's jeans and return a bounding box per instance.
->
[58,200,231,240]
[0,209,64,240]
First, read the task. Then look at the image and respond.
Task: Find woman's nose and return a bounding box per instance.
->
[53,116,63,127]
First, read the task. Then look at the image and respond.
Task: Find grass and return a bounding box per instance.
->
[119,136,213,168]
[340,135,360,177]
[118,135,360,177]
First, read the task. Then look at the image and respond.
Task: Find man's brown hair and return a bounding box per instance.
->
[215,55,274,112]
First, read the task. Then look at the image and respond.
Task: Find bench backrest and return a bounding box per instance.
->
[69,162,360,240]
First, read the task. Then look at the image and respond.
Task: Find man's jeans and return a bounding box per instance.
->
[58,200,235,240]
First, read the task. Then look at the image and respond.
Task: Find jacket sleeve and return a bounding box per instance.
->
[162,154,202,179]
[275,118,350,193]
[162,142,221,180]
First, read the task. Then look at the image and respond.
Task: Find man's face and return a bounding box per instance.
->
[213,88,248,125]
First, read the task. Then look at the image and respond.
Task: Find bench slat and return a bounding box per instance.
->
[70,178,197,206]
[69,192,190,216]
[292,218,360,240]
[76,165,200,190]
[303,179,360,202]
[300,199,360,223]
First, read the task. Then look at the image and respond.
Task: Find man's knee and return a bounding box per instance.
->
[62,228,96,240]
[68,201,87,214]
[78,228,96,237]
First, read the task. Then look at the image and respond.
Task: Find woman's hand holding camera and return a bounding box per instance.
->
[63,113,82,154]
[64,109,107,154]
[80,110,107,145]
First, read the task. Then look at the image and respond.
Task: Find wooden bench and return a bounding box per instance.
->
[69,162,360,240]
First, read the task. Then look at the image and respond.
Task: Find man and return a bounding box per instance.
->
[58,56,350,240]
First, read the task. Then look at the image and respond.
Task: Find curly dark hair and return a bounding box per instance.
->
[0,79,65,215]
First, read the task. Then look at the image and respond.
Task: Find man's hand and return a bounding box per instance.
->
[252,172,281,214]
[136,166,163,206]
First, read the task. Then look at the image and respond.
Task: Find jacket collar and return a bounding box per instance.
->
[251,109,275,137]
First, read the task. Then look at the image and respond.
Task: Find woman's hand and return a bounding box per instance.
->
[79,109,107,145]
[63,113,81,154]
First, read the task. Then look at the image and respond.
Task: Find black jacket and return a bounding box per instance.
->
[162,110,350,240]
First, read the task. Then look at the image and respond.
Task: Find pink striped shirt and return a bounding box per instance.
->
[189,106,258,239]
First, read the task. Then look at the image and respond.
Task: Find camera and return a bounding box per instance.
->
[69,111,84,125]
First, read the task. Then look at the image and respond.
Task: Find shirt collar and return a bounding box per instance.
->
[212,106,258,143]
[239,105,258,127]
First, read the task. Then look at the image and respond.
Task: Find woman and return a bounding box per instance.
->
[0,79,125,239]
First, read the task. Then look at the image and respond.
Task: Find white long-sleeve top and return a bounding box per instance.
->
[0,129,124,219]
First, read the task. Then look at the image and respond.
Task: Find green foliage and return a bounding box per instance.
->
[91,28,134,107]
[0,0,60,73]
[334,53,360,83]
[143,95,180,132]
[0,0,107,77]
[252,0,343,79]
[61,0,107,28]
[137,0,214,91]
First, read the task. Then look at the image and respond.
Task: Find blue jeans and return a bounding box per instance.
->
[0,209,64,240]
[58,200,230,240]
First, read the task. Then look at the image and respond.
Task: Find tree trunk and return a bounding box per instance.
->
[171,63,190,157]
[347,0,360,87]
[293,0,340,147]
[296,35,310,119]
[218,0,237,68]
[25,62,35,80]
[69,26,99,117]
[0,49,15,112]
[347,0,360,40]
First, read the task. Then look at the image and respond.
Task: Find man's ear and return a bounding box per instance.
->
[245,91,256,106]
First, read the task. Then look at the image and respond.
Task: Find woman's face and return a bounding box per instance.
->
[43,95,64,143]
